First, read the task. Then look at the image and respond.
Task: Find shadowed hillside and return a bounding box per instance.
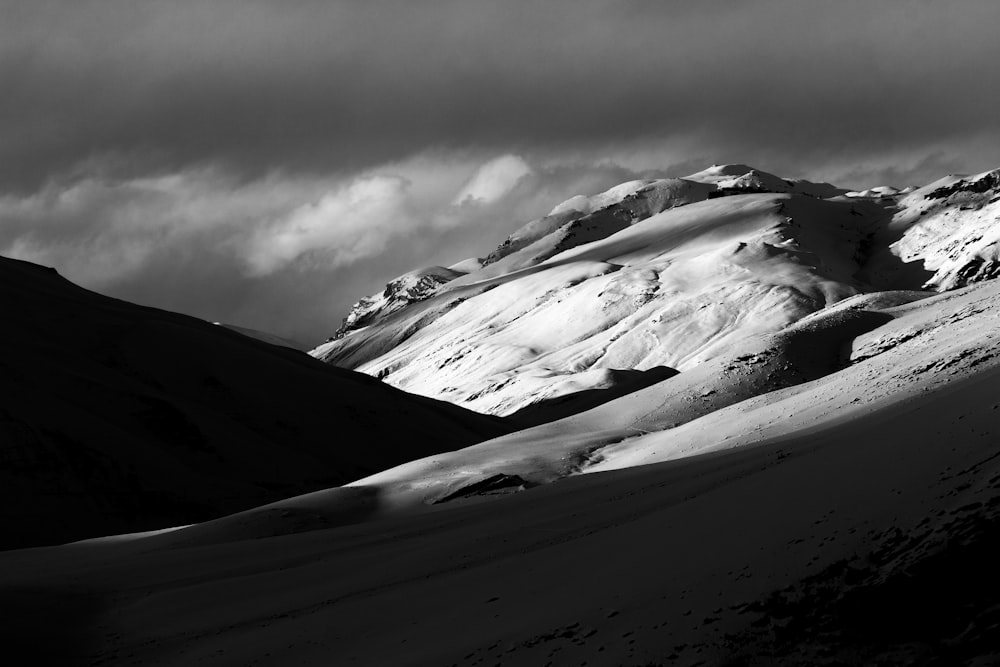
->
[0,257,511,549]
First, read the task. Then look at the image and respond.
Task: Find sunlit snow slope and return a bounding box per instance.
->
[314,165,1000,418]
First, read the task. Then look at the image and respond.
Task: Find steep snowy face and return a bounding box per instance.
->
[313,164,1000,418]
[889,169,1000,289]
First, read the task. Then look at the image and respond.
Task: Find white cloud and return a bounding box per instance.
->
[243,174,414,275]
[0,168,325,284]
[453,154,532,204]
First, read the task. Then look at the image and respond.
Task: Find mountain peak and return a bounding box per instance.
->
[686,163,762,179]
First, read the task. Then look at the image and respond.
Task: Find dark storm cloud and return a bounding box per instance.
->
[2,0,999,343]
[4,0,999,190]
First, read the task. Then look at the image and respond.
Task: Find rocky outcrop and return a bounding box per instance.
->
[331,266,465,339]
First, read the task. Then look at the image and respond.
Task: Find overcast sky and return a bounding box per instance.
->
[2,0,999,344]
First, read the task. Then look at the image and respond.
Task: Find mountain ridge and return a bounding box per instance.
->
[313,164,1000,421]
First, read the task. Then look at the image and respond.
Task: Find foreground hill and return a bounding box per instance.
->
[4,276,1000,666]
[0,257,511,549]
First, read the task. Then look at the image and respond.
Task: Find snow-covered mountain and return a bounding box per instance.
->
[6,163,1000,667]
[14,224,1000,665]
[313,164,1000,418]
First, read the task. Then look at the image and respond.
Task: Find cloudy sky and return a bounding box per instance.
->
[2,0,999,344]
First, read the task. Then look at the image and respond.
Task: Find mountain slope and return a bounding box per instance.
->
[313,168,876,416]
[888,168,1000,289]
[226,281,977,520]
[5,165,1000,665]
[5,283,1000,664]
[0,256,511,549]
[314,165,998,421]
